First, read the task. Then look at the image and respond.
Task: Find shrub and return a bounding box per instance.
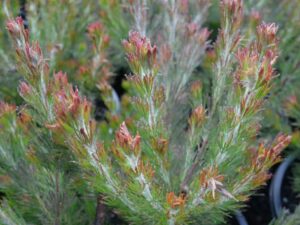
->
[0,0,291,224]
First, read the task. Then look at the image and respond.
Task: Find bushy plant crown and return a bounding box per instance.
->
[0,0,293,224]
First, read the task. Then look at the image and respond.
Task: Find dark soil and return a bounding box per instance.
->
[227,185,273,225]
[243,185,273,225]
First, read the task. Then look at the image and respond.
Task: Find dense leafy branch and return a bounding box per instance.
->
[0,1,293,225]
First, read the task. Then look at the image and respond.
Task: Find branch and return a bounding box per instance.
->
[94,195,106,225]
[180,138,208,191]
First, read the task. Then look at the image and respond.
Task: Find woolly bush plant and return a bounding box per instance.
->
[245,1,300,223]
[0,0,102,105]
[244,0,300,136]
[0,0,291,225]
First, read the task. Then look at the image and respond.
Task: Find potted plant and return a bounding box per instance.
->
[0,0,291,224]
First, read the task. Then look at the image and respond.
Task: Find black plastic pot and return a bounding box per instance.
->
[269,154,297,217]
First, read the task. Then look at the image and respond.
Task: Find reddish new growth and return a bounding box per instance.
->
[7,18,94,141]
[50,71,93,132]
[123,31,158,75]
[24,42,43,66]
[285,95,298,111]
[151,137,168,155]
[166,192,186,209]
[7,17,49,84]
[87,21,110,48]
[43,71,94,140]
[271,135,291,158]
[189,106,206,127]
[256,22,278,46]
[87,21,103,34]
[6,17,27,39]
[115,122,141,156]
[80,21,113,90]
[53,72,80,118]
[190,81,202,98]
[235,45,273,86]
[111,122,155,180]
[7,18,40,62]
[245,134,291,188]
[220,0,243,30]
[233,22,279,98]
[19,81,32,96]
[0,102,16,116]
[136,160,155,180]
[186,23,210,45]
[199,166,234,200]
[249,10,261,27]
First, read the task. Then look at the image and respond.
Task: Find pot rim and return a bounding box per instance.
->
[269,154,297,218]
[235,210,248,225]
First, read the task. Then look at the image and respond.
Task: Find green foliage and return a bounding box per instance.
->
[270,205,300,225]
[0,1,21,103]
[0,102,94,224]
[243,1,300,223]
[245,0,300,139]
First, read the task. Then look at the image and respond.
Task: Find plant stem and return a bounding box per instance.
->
[94,195,106,225]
